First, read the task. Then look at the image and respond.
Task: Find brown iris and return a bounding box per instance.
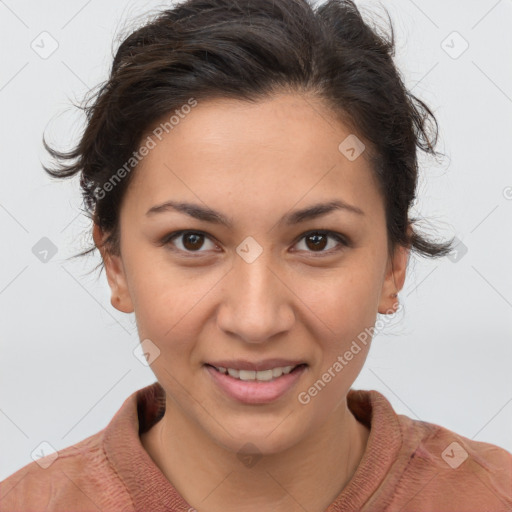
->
[182,233,205,251]
[304,233,328,251]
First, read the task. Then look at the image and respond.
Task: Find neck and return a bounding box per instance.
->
[141,396,370,512]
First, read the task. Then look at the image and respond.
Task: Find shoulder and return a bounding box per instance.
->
[348,389,512,510]
[0,429,133,512]
[389,413,512,510]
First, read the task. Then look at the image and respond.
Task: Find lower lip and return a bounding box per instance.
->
[205,364,307,405]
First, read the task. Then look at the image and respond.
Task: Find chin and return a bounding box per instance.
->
[207,420,304,458]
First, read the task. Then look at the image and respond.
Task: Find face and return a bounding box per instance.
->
[94,92,408,455]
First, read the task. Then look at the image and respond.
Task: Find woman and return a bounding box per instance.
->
[1,0,511,510]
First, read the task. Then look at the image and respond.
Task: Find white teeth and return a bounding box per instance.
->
[239,370,256,380]
[255,369,274,381]
[273,366,293,378]
[216,365,298,381]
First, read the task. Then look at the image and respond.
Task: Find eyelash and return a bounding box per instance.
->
[160,230,350,257]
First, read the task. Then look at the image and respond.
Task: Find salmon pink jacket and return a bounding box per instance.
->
[1,381,511,511]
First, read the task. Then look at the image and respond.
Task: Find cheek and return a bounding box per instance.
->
[293,263,381,332]
[294,266,380,380]
[128,264,220,352]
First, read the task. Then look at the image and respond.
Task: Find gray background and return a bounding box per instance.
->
[1,0,511,480]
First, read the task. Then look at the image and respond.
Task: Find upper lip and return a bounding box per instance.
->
[205,359,307,371]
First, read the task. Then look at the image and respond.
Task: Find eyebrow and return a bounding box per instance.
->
[145,199,364,228]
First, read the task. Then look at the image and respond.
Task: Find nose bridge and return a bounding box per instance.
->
[218,242,293,343]
[237,248,275,305]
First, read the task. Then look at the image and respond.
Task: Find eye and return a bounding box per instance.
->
[293,230,349,256]
[160,229,349,256]
[161,230,218,254]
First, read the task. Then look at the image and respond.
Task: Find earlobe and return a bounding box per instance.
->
[92,223,134,314]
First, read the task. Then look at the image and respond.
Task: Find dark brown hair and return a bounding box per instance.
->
[43,0,455,277]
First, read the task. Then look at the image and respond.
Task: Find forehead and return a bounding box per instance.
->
[122,93,384,223]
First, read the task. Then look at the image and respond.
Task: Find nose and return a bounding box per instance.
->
[216,249,295,344]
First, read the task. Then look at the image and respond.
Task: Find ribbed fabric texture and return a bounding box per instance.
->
[1,381,511,511]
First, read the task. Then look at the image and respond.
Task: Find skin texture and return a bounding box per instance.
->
[93,92,410,512]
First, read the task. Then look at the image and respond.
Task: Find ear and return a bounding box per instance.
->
[93,223,134,314]
[377,226,412,315]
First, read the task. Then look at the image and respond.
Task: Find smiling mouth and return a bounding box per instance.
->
[205,363,307,382]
